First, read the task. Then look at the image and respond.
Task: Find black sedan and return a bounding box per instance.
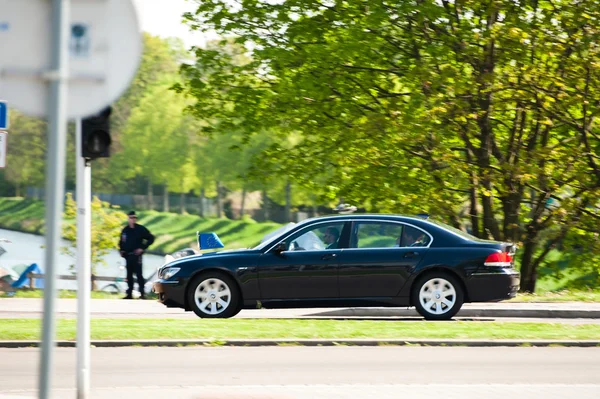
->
[153,214,520,320]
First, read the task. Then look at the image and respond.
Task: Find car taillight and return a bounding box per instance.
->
[484,252,513,267]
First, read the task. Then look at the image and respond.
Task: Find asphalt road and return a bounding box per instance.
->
[1,346,599,399]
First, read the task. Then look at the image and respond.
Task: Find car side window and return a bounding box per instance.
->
[286,223,345,251]
[400,225,431,247]
[351,222,404,249]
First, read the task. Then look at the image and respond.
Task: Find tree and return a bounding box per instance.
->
[180,0,600,291]
[3,111,46,196]
[120,81,192,211]
[61,193,126,289]
[95,34,188,193]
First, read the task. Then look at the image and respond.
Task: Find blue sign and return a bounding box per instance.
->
[0,102,7,130]
[197,232,224,250]
[70,23,90,58]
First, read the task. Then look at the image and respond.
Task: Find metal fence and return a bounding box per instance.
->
[25,187,311,223]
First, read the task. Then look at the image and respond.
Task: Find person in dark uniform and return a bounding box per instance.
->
[324,227,340,249]
[119,211,155,299]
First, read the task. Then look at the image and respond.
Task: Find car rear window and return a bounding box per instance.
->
[427,219,479,240]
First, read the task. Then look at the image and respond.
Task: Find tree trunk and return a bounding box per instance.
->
[475,7,501,241]
[163,185,169,213]
[180,192,185,214]
[285,181,291,223]
[502,192,522,243]
[199,188,205,217]
[519,230,539,293]
[465,149,480,237]
[262,188,269,221]
[216,180,223,218]
[147,180,154,210]
[480,186,501,240]
[15,182,21,198]
[240,186,246,219]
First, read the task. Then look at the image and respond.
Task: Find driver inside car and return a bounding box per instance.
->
[323,227,340,249]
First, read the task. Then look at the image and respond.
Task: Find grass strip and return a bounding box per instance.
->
[508,290,600,302]
[1,319,600,341]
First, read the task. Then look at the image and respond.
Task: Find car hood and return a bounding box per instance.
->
[163,248,256,268]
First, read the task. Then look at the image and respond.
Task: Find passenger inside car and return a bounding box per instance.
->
[399,227,429,247]
[323,227,340,249]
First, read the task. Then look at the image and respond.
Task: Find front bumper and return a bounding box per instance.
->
[153,279,186,308]
[466,268,520,302]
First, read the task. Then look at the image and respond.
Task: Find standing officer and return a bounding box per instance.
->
[119,211,155,299]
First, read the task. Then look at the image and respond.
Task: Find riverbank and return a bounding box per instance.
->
[0,197,283,255]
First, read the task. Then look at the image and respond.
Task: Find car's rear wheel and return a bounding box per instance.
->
[187,272,240,318]
[412,272,464,320]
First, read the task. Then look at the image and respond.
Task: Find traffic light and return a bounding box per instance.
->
[81,106,112,159]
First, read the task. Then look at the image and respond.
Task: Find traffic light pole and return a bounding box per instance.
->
[76,119,92,399]
[39,0,70,398]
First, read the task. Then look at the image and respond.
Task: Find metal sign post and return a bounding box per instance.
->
[39,0,70,398]
[0,132,7,168]
[75,119,92,399]
[1,2,141,395]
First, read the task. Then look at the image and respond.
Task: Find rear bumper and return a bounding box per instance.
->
[466,269,520,302]
[153,279,186,308]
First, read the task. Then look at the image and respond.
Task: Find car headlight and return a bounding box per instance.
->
[162,267,181,280]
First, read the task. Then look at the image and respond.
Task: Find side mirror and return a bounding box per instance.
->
[273,242,287,255]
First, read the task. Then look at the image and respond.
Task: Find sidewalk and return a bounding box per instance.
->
[4,383,600,399]
[1,298,600,319]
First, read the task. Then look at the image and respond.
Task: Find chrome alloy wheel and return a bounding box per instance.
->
[194,277,232,315]
[418,278,456,315]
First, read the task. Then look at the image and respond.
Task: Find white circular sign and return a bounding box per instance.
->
[0,0,142,118]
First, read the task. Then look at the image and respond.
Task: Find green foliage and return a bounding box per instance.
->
[179,0,600,291]
[61,193,127,274]
[3,111,46,196]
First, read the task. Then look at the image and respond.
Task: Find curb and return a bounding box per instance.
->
[309,308,600,319]
[1,339,599,348]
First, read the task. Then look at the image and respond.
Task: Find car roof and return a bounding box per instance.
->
[295,213,430,225]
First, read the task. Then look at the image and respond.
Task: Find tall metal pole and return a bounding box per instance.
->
[76,119,92,399]
[39,0,70,398]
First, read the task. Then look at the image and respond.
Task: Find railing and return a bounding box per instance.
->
[27,273,126,289]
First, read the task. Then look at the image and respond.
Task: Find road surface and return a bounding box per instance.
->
[0,346,599,399]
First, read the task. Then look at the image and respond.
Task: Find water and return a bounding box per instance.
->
[0,228,167,290]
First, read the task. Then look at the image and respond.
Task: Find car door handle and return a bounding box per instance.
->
[404,251,419,258]
[321,253,338,260]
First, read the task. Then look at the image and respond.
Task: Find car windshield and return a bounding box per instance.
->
[427,219,479,240]
[252,223,296,250]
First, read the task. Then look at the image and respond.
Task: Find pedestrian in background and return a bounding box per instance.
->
[119,211,155,299]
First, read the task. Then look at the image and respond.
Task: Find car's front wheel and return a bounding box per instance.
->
[187,272,240,318]
[412,272,464,320]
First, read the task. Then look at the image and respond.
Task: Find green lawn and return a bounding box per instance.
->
[509,290,600,302]
[1,319,599,341]
[0,197,284,255]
